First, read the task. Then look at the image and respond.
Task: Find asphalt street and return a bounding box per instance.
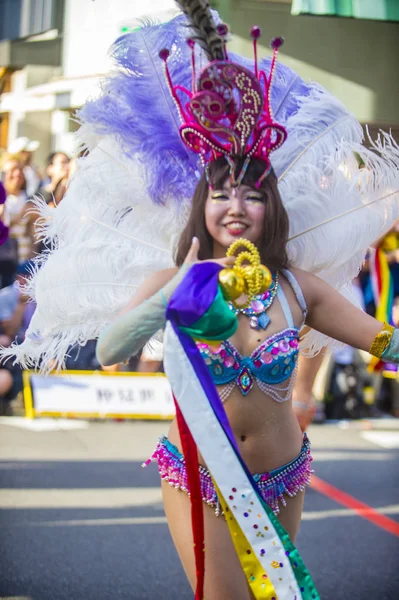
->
[0,418,398,600]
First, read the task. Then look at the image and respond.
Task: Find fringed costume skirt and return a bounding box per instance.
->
[143,433,313,516]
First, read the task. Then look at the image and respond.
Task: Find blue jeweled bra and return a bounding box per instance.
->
[197,328,299,394]
[196,269,307,402]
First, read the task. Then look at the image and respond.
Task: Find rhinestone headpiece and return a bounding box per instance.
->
[159,26,287,187]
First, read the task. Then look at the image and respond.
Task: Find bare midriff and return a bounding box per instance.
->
[167,282,304,474]
[167,386,303,474]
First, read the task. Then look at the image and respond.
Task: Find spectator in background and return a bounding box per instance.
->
[325,277,369,420]
[8,137,41,197]
[1,156,42,264]
[376,295,399,417]
[392,298,399,417]
[0,260,36,343]
[0,234,18,289]
[65,340,101,371]
[1,156,30,263]
[0,205,13,408]
[360,221,399,416]
[382,221,399,301]
[37,152,70,207]
[0,180,7,240]
[0,354,13,415]
[360,220,399,316]
[0,261,35,413]
[137,337,164,373]
[68,156,78,179]
[0,180,19,288]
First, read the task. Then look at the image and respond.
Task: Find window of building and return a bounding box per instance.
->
[292,0,399,21]
[0,0,22,42]
[20,0,64,38]
[0,0,64,41]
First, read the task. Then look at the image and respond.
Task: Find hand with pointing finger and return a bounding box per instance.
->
[184,236,235,268]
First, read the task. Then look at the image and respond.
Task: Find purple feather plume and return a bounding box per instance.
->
[79,16,201,205]
[78,13,323,204]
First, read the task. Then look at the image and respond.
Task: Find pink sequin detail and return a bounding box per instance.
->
[224,355,235,368]
[251,300,264,312]
[261,351,273,364]
[279,340,290,352]
[271,347,279,356]
[210,344,222,354]
[144,436,313,517]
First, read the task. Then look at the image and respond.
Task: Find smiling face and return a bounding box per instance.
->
[3,160,25,195]
[47,153,70,185]
[205,180,266,257]
[174,156,289,270]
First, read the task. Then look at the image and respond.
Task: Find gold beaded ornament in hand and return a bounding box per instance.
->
[218,239,272,308]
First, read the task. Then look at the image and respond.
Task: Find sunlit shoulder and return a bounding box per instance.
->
[287,266,328,311]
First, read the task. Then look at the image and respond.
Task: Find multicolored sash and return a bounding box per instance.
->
[164,263,319,600]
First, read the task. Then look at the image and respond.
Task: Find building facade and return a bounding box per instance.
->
[0,0,398,168]
[0,0,176,165]
[223,0,399,138]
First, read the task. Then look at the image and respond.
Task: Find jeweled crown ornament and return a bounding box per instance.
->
[218,238,272,308]
[160,1,287,187]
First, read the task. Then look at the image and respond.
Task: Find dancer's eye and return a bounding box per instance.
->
[211,192,230,202]
[245,194,264,203]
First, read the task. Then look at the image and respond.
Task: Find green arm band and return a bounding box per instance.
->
[381,328,399,363]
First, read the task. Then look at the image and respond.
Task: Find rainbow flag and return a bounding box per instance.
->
[369,247,395,373]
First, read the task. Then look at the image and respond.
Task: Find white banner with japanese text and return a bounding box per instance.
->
[24,371,175,420]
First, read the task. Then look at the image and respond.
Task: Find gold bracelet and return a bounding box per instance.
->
[369,322,395,358]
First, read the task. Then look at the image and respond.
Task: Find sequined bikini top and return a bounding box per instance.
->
[196,269,307,403]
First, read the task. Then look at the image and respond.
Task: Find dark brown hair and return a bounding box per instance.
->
[175,156,289,269]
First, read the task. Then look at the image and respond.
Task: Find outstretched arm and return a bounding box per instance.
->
[96,266,183,366]
[291,268,382,352]
[96,237,234,367]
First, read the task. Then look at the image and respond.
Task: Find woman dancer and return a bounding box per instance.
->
[94,5,399,596]
[2,3,399,599]
[96,156,397,600]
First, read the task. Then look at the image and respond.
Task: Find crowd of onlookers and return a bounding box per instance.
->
[311,222,399,422]
[0,138,72,272]
[0,138,75,414]
[0,138,149,415]
[0,138,398,419]
[356,223,399,418]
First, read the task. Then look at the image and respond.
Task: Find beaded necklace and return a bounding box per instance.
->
[228,272,279,330]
